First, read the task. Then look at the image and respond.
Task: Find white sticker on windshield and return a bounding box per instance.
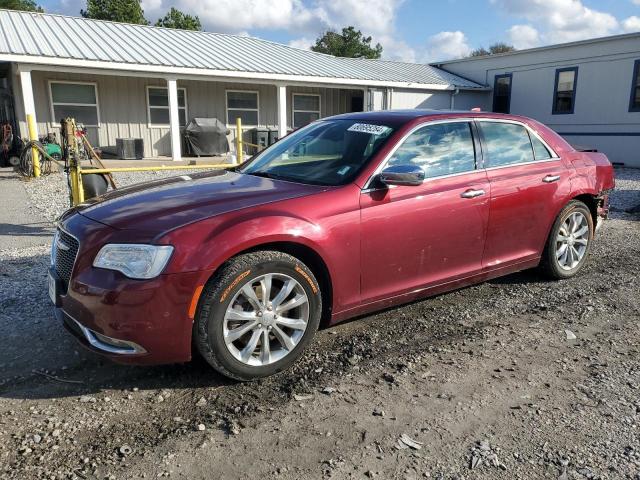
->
[347,123,391,135]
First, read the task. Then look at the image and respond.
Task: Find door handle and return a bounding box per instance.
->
[543,175,561,183]
[460,189,485,199]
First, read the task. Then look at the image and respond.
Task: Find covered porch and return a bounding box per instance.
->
[12,63,366,162]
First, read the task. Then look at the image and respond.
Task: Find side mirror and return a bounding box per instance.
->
[378,164,425,187]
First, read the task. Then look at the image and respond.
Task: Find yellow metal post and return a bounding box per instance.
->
[76,165,84,204]
[235,117,243,165]
[69,166,80,206]
[26,114,40,177]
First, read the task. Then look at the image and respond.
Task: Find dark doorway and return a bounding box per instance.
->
[350,93,364,112]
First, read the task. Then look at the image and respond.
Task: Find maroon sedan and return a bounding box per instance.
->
[50,110,615,380]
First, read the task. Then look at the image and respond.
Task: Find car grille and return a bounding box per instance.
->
[54,229,80,284]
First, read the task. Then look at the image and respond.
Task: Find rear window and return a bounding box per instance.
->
[480,122,534,167]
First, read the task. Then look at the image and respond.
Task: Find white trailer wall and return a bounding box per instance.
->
[435,34,640,167]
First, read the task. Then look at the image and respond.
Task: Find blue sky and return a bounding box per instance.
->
[38,0,640,62]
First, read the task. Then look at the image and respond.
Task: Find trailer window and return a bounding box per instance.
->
[552,67,578,114]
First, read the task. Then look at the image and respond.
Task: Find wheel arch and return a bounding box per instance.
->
[569,192,599,226]
[201,240,334,326]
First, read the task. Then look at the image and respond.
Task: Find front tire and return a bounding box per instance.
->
[194,251,322,381]
[540,200,594,279]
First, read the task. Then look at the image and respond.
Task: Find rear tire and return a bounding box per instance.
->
[194,251,322,381]
[540,200,593,279]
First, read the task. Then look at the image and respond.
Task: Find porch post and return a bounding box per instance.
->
[19,69,37,136]
[276,83,287,139]
[167,77,182,161]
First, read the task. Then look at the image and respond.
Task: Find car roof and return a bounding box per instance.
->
[329,109,522,124]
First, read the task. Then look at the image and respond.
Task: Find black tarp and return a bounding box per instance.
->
[183,118,230,156]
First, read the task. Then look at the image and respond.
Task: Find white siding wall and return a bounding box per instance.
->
[436,35,640,166]
[388,88,490,112]
[15,70,359,157]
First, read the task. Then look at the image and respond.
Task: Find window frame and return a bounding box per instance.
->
[492,73,512,114]
[552,66,578,115]
[226,89,260,127]
[475,118,560,170]
[146,86,188,129]
[292,93,321,129]
[48,80,100,127]
[629,59,640,113]
[363,118,560,190]
[363,119,480,189]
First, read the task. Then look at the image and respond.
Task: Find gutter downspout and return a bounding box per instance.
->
[450,87,460,110]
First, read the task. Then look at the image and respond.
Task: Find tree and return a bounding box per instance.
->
[155,7,202,31]
[0,0,43,12]
[469,42,516,57]
[81,0,148,25]
[311,26,382,59]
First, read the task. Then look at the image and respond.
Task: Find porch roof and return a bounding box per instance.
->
[0,10,484,90]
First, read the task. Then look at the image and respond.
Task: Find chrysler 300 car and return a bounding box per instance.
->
[50,110,614,380]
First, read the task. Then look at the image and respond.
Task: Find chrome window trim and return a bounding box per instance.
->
[362,117,560,191]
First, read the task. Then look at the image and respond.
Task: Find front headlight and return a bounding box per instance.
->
[93,244,174,279]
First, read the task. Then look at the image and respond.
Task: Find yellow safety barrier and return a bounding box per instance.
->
[66,117,260,206]
[26,114,40,177]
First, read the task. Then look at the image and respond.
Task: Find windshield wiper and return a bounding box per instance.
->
[244,171,289,181]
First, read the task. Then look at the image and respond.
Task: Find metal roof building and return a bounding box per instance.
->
[0,10,485,160]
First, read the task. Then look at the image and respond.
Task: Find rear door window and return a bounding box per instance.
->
[479,122,535,168]
[387,122,476,178]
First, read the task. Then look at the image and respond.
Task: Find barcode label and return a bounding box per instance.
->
[347,123,391,135]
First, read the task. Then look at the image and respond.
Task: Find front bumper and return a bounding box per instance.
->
[53,212,208,366]
[59,309,146,355]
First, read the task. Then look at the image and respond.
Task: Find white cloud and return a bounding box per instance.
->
[141,0,316,33]
[507,24,540,49]
[139,0,415,61]
[288,37,314,50]
[632,0,640,5]
[422,31,471,62]
[492,0,619,43]
[623,16,640,32]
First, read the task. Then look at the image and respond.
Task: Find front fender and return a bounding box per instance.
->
[163,212,330,274]
[157,184,363,317]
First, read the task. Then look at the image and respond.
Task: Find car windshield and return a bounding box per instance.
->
[239,119,396,186]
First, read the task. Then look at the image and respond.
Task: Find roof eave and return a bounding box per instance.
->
[4,54,485,91]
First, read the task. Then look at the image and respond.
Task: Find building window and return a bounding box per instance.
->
[492,74,512,114]
[629,60,640,112]
[147,87,187,127]
[226,90,259,125]
[49,81,99,126]
[292,93,321,128]
[552,67,578,114]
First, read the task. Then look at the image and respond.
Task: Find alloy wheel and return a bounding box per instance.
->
[222,273,309,367]
[556,211,590,270]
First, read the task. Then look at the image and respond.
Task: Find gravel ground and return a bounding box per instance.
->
[21,169,208,223]
[0,166,638,480]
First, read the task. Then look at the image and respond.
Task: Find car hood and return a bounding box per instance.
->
[78,170,326,233]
